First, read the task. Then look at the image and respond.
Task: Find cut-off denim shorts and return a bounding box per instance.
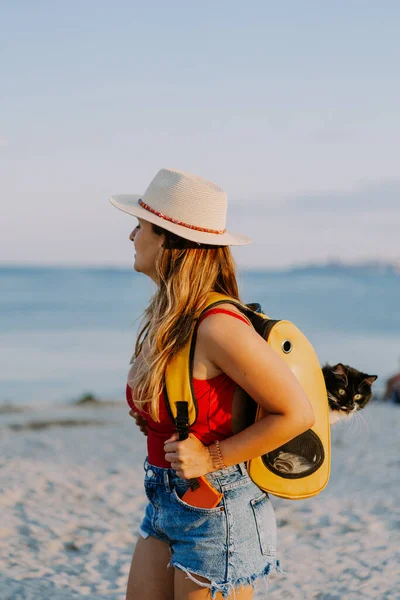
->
[139,458,280,599]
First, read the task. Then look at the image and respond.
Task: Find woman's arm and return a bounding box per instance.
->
[204,312,315,466]
[164,312,315,478]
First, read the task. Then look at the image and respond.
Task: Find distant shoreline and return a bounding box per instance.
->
[0,260,399,276]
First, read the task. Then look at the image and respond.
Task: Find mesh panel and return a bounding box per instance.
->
[262,430,325,479]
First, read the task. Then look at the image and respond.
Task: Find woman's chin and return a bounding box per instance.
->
[133,259,144,274]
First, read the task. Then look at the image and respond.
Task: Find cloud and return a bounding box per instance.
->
[229,179,400,215]
[227,179,400,268]
[0,136,9,148]
[283,179,400,213]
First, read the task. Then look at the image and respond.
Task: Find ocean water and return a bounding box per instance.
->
[1,265,399,406]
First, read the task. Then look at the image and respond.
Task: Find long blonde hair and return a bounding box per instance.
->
[131,224,240,421]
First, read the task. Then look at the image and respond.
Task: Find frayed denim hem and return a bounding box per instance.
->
[169,558,281,599]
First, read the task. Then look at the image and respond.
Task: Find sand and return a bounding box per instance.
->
[0,401,399,599]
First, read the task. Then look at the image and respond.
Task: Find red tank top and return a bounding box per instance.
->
[126,308,251,467]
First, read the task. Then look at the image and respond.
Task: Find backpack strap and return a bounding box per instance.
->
[164,293,255,425]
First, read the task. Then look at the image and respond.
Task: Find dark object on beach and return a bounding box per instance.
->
[0,402,28,414]
[322,363,377,424]
[384,371,400,404]
[75,392,101,406]
[73,393,120,408]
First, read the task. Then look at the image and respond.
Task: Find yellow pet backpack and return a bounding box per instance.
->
[165,292,331,500]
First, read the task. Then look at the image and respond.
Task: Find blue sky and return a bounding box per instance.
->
[1,1,399,268]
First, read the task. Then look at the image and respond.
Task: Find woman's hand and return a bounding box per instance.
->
[164,433,214,479]
[129,410,148,436]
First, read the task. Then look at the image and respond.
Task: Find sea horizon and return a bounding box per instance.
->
[1,258,399,272]
[1,262,399,406]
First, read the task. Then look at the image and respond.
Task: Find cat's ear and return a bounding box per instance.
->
[332,363,347,381]
[332,363,346,375]
[361,375,378,387]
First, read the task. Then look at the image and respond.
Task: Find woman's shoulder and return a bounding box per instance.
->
[199,302,252,326]
[197,303,253,344]
[194,301,255,379]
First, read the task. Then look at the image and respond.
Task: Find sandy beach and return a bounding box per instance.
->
[0,400,399,599]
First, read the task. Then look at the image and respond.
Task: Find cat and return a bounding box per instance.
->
[322,363,378,425]
[270,363,378,476]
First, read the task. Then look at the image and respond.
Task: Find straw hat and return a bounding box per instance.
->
[109,167,252,246]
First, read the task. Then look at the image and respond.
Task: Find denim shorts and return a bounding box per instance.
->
[139,458,280,599]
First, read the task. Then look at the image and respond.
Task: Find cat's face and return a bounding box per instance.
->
[323,363,377,424]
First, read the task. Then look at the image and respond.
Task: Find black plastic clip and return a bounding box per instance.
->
[175,401,189,441]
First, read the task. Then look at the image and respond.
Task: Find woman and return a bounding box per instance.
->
[109,168,315,600]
